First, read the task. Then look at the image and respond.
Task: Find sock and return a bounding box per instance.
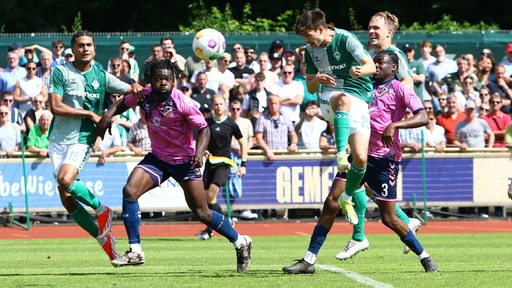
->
[66,181,100,210]
[70,204,99,238]
[418,250,430,260]
[307,224,330,255]
[334,111,350,153]
[122,198,141,245]
[130,244,143,254]
[209,210,238,242]
[304,251,316,264]
[345,164,366,197]
[233,234,246,249]
[396,204,410,225]
[351,187,367,241]
[206,203,223,234]
[401,230,424,255]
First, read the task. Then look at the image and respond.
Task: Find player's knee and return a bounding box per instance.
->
[381,214,399,228]
[332,93,350,110]
[122,184,139,200]
[324,197,340,214]
[56,175,73,191]
[351,156,367,168]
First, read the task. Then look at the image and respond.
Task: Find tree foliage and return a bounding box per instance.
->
[178,0,296,33]
[0,0,508,33]
[61,12,83,34]
[177,2,500,33]
[401,15,499,33]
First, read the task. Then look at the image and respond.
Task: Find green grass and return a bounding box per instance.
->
[1,233,511,288]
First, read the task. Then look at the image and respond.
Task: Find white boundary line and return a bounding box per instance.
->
[316,264,394,288]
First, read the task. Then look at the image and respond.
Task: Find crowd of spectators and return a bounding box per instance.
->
[399,41,512,152]
[0,35,511,220]
[2,38,511,159]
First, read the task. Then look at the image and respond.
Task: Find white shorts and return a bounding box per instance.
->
[48,143,92,177]
[318,91,370,136]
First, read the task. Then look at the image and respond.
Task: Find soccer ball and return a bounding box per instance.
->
[192,28,226,60]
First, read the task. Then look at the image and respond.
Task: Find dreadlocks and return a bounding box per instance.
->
[143,58,183,83]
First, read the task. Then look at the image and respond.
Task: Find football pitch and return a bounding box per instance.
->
[1,225,511,288]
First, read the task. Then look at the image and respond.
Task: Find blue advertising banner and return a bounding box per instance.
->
[0,161,129,211]
[1,154,508,212]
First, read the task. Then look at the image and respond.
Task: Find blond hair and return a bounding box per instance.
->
[371,11,399,34]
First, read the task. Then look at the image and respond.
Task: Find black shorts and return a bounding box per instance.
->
[203,161,230,189]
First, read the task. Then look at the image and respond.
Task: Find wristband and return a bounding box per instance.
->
[241,161,247,167]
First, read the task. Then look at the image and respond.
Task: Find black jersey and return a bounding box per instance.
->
[206,116,243,158]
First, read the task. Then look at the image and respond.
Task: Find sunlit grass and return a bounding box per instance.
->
[1,233,511,287]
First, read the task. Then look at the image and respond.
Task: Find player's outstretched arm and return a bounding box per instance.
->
[97,97,130,140]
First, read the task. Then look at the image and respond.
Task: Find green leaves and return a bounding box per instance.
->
[179,1,295,33]
[401,15,499,33]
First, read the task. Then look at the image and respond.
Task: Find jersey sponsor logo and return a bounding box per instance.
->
[69,89,100,99]
[317,63,347,73]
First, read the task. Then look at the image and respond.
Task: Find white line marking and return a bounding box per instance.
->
[316,264,394,288]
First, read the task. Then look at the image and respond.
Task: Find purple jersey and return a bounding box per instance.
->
[124,87,207,164]
[368,79,424,162]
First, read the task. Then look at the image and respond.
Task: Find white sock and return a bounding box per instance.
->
[418,250,430,260]
[342,193,352,202]
[130,244,143,253]
[233,234,248,249]
[303,251,316,264]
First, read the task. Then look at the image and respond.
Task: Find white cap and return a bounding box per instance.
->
[465,100,476,110]
[64,48,73,57]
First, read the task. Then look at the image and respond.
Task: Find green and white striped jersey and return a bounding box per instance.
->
[304,28,374,103]
[48,62,130,146]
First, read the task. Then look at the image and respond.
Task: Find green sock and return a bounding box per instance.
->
[345,164,366,197]
[66,181,100,210]
[351,187,367,241]
[396,204,410,225]
[334,111,350,153]
[70,204,99,238]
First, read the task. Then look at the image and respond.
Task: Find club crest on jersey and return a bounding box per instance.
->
[92,79,100,90]
[163,106,174,117]
[333,49,341,61]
